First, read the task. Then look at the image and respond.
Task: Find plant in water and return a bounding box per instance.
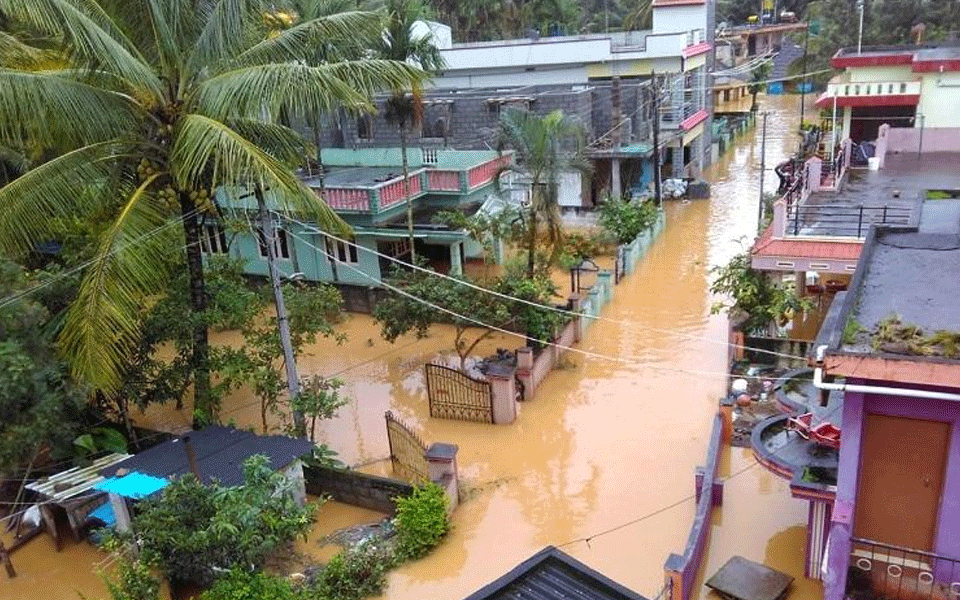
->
[309,543,395,600]
[597,196,659,245]
[100,558,161,600]
[198,570,297,600]
[393,483,450,560]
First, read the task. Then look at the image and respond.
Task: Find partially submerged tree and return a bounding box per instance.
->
[0,0,422,426]
[373,262,562,370]
[496,108,589,278]
[710,251,813,333]
[748,61,772,112]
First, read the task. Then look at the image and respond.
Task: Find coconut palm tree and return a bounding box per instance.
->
[374,0,444,263]
[0,0,422,426]
[748,60,772,112]
[496,107,588,279]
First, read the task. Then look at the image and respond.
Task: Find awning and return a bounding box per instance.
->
[813,94,920,108]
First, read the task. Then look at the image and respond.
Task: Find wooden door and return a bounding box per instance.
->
[854,414,950,550]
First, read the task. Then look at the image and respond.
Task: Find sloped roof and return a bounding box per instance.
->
[463,546,649,600]
[751,223,863,261]
[99,426,313,488]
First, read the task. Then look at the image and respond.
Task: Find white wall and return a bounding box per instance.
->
[558,170,584,207]
[847,65,913,83]
[652,4,707,35]
[919,71,960,128]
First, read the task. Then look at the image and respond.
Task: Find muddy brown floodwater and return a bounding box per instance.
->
[4,95,821,600]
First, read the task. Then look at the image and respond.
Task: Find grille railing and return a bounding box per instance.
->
[848,537,960,600]
[785,203,911,238]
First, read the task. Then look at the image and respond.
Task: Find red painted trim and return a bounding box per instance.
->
[912,59,960,72]
[680,109,708,131]
[831,53,914,68]
[682,42,712,58]
[813,94,919,108]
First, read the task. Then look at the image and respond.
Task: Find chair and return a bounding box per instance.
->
[786,412,814,439]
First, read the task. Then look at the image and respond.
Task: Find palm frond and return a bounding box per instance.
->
[236,11,383,67]
[0,142,121,255]
[171,113,348,234]
[194,60,424,120]
[0,69,145,149]
[225,119,311,164]
[0,31,60,69]
[0,0,162,98]
[59,174,176,393]
[183,0,266,81]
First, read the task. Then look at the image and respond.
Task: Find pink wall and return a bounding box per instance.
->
[886,127,960,153]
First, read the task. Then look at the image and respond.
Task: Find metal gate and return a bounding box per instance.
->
[385,411,429,486]
[425,363,494,423]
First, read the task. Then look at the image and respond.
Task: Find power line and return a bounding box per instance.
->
[285,229,812,384]
[280,214,809,363]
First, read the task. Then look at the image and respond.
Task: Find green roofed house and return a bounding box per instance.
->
[213,148,516,311]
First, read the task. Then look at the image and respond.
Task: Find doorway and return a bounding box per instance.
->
[854,413,949,550]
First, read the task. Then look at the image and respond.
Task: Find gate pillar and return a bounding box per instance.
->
[486,363,518,424]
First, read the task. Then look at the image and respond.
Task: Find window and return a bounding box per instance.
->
[381,239,410,258]
[200,223,229,255]
[900,82,907,93]
[325,238,358,265]
[420,103,450,139]
[256,226,290,259]
[357,115,374,140]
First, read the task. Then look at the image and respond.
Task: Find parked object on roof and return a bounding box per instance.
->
[463,546,650,600]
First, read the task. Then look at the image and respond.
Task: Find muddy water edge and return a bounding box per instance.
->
[2,95,818,600]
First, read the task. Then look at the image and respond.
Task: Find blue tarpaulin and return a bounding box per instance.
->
[94,472,168,499]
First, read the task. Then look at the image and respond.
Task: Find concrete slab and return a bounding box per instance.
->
[705,556,793,600]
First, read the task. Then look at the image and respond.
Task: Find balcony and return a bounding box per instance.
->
[846,537,960,600]
[784,203,912,238]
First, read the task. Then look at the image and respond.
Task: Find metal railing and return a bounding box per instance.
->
[848,537,960,600]
[785,203,911,237]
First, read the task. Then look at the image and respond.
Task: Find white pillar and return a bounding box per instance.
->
[611,158,622,199]
[449,243,462,276]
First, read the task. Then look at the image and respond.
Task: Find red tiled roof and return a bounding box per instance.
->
[751,223,863,261]
[682,42,712,58]
[680,109,709,131]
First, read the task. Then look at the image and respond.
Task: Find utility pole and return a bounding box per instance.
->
[857,0,865,54]
[255,188,306,437]
[800,22,810,126]
[758,111,769,233]
[652,73,663,206]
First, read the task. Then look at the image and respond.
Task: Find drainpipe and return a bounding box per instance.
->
[813,345,960,402]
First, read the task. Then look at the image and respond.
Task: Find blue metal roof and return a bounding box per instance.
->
[94,472,169,499]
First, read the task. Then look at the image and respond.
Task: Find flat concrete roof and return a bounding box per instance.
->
[851,229,960,346]
[795,153,960,236]
[304,167,406,189]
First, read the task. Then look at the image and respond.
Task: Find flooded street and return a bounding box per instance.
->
[4,95,820,600]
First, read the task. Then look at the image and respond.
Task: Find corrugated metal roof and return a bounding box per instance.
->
[463,547,649,600]
[25,453,132,502]
[99,426,313,487]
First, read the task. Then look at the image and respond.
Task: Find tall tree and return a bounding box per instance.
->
[496,108,587,278]
[375,0,445,263]
[0,0,421,426]
[748,61,772,112]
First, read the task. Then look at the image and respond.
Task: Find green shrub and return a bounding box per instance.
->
[393,484,449,560]
[199,570,297,600]
[598,197,658,245]
[103,559,161,600]
[309,544,394,600]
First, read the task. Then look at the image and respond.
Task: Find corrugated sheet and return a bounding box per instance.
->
[99,426,313,487]
[463,547,649,600]
[25,453,132,501]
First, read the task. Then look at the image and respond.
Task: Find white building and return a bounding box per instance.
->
[815,44,960,150]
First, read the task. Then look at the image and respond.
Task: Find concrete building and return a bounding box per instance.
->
[814,197,960,600]
[309,0,716,204]
[213,148,512,308]
[815,44,960,144]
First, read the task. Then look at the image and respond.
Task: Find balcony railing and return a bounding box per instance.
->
[467,155,511,189]
[377,173,423,210]
[785,203,911,237]
[428,170,461,192]
[847,537,960,600]
[322,188,371,212]
[824,80,921,100]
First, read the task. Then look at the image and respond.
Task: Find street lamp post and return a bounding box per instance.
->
[857,0,865,54]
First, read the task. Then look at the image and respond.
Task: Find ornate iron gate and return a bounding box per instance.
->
[384,411,430,486]
[425,363,494,423]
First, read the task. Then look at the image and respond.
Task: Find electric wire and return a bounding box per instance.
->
[280,214,810,363]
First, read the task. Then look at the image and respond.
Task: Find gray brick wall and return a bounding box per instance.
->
[303,465,413,514]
